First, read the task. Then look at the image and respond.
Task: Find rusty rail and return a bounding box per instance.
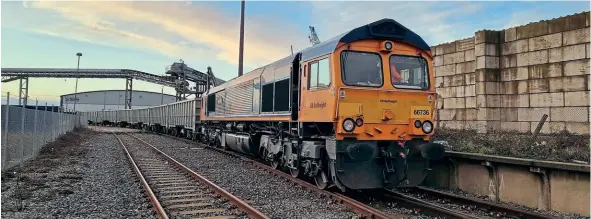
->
[385,190,478,219]
[113,133,169,219]
[415,186,561,219]
[128,134,270,219]
[229,150,393,219]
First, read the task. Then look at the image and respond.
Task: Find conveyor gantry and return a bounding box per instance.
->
[165,61,225,100]
[1,67,225,109]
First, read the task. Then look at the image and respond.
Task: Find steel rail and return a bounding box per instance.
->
[113,133,169,219]
[128,133,270,219]
[385,190,479,219]
[415,186,561,219]
[144,132,395,219]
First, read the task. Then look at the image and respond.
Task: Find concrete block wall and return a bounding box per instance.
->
[433,12,590,135]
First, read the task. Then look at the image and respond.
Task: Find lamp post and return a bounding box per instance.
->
[238,0,245,77]
[73,52,82,112]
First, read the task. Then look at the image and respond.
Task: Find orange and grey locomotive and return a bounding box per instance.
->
[82,19,445,191]
[199,18,445,191]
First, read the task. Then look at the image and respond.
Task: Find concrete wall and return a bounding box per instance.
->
[424,152,590,216]
[433,12,590,135]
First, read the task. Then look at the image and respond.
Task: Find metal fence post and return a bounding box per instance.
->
[63,108,66,135]
[34,99,38,156]
[43,102,47,145]
[59,107,63,136]
[20,99,25,164]
[51,104,55,141]
[2,92,10,168]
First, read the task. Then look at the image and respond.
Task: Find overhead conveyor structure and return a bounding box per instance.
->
[1,66,226,109]
[165,60,225,100]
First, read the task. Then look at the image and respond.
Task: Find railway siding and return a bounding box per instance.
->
[424,151,590,216]
[132,132,360,219]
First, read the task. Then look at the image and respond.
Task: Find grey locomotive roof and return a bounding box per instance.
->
[207,18,430,95]
[300,18,430,62]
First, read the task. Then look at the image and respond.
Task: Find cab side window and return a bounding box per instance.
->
[309,58,330,89]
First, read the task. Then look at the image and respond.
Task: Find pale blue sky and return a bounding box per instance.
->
[1,1,589,105]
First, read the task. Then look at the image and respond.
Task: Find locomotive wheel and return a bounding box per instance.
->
[270,160,279,169]
[289,167,300,178]
[314,170,329,190]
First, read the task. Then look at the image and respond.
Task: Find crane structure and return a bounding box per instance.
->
[308,26,321,46]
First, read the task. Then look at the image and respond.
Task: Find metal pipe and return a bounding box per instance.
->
[238,0,245,77]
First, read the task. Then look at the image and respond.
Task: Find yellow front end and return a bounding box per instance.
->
[336,88,436,141]
[332,39,437,142]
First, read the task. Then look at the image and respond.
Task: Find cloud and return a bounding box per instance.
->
[7,1,308,72]
[307,1,484,46]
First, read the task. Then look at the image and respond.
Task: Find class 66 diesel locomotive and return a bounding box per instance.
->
[202,18,445,191]
[84,18,445,192]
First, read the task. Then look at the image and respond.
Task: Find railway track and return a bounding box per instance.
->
[117,128,564,219]
[133,132,396,219]
[403,186,561,219]
[113,133,269,219]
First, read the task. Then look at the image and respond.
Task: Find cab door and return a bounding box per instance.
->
[299,54,335,122]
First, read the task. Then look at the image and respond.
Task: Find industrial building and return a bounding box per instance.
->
[60,90,177,112]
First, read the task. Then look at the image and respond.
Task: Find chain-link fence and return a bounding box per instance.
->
[1,92,86,171]
[433,107,590,164]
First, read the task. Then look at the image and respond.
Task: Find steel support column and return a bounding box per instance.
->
[175,91,182,101]
[125,77,133,109]
[18,77,29,106]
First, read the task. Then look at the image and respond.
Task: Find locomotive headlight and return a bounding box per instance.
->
[343,118,356,132]
[422,121,433,134]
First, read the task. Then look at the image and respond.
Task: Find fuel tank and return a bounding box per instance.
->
[223,133,258,156]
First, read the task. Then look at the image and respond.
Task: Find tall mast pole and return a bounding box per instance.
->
[238,0,245,77]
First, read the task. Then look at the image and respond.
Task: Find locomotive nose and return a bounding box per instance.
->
[413,142,445,160]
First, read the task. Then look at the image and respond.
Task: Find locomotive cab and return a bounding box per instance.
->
[297,19,445,190]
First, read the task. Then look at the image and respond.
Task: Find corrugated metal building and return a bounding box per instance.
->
[60,90,177,112]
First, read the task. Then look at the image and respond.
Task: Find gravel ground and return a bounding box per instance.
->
[428,187,590,219]
[1,129,155,219]
[132,133,360,219]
